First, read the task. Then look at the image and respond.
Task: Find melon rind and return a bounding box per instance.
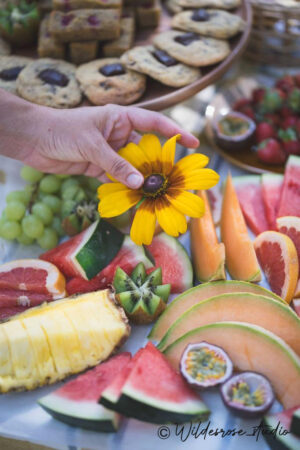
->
[163,321,300,409]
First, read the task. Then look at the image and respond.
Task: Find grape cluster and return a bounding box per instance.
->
[0,167,101,250]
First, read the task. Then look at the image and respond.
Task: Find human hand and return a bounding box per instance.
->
[15,102,199,189]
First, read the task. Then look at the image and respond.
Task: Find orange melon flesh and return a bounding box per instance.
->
[163,322,300,409]
[157,292,300,355]
[190,191,226,283]
[221,174,261,281]
[148,280,283,342]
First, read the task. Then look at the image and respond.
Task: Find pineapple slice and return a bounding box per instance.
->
[0,289,129,392]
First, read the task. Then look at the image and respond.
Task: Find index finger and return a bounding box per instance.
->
[126,107,200,149]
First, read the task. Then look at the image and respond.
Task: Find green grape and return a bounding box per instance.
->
[61,200,76,218]
[87,177,101,191]
[17,232,34,245]
[32,202,53,225]
[39,175,62,194]
[37,227,58,250]
[43,195,61,214]
[56,174,69,179]
[6,190,29,205]
[61,177,79,193]
[52,216,64,237]
[5,201,26,221]
[62,185,80,201]
[0,220,22,240]
[20,166,44,183]
[22,215,44,238]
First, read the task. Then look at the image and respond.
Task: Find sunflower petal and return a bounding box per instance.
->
[172,153,209,176]
[170,168,220,190]
[98,189,141,217]
[118,142,152,176]
[161,134,181,175]
[155,197,187,237]
[138,134,162,173]
[130,199,156,245]
[166,190,205,217]
[98,182,128,199]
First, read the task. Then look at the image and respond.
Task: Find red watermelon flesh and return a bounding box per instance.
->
[233,176,269,235]
[0,290,55,308]
[146,233,193,293]
[277,155,300,218]
[261,173,283,229]
[66,236,153,295]
[0,306,27,321]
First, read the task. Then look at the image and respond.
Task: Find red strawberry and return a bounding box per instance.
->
[293,74,300,88]
[278,128,300,155]
[241,107,255,120]
[281,116,298,130]
[264,113,281,127]
[280,106,294,118]
[259,88,285,114]
[233,98,252,111]
[256,138,286,164]
[276,75,295,93]
[252,87,266,104]
[255,122,276,143]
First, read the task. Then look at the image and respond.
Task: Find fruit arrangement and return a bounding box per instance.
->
[233,73,300,164]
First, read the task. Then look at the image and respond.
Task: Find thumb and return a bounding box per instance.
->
[97,140,144,189]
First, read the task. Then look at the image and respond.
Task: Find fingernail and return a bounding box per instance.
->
[127,173,143,189]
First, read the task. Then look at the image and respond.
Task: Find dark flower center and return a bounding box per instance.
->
[143,174,166,195]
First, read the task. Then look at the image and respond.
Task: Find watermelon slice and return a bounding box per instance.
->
[99,342,210,425]
[233,176,269,235]
[146,233,193,293]
[263,406,300,450]
[66,236,153,295]
[38,352,131,432]
[41,220,124,280]
[261,173,283,229]
[277,155,300,218]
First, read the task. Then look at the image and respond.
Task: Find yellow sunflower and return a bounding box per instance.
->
[98,134,219,245]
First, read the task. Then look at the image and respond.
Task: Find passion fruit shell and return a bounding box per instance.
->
[214,111,256,152]
[180,342,233,389]
[220,371,275,418]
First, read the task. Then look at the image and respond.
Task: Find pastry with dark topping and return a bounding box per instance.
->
[0,55,32,94]
[38,16,66,60]
[52,0,122,10]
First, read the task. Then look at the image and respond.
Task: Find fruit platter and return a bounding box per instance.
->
[0,127,299,450]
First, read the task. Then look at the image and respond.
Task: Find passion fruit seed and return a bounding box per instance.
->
[230,381,265,407]
[143,174,166,195]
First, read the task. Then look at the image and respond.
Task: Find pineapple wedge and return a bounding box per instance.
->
[0,289,130,393]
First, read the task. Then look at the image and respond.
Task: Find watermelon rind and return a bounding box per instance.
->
[291,408,300,437]
[263,412,300,450]
[38,394,119,432]
[70,220,124,280]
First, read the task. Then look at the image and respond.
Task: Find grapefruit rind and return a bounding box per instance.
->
[163,321,300,409]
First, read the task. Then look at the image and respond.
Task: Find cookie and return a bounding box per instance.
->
[0,56,32,94]
[178,0,241,9]
[136,0,162,28]
[17,58,82,108]
[0,37,11,56]
[38,16,66,59]
[69,41,99,64]
[120,45,200,87]
[52,0,122,10]
[76,58,146,105]
[103,16,135,57]
[171,9,245,38]
[165,0,183,14]
[49,9,121,43]
[153,30,230,66]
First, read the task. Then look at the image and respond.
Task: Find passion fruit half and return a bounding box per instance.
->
[180,342,233,389]
[214,111,256,152]
[221,372,275,418]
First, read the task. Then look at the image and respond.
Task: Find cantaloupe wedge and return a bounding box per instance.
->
[163,322,300,409]
[148,280,283,342]
[157,292,300,355]
[221,174,261,281]
[190,191,226,283]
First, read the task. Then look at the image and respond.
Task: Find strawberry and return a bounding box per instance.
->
[293,74,300,88]
[259,88,285,114]
[256,138,286,164]
[255,122,276,143]
[280,106,294,118]
[287,88,300,113]
[281,116,298,130]
[263,113,281,127]
[233,98,252,111]
[275,75,295,94]
[278,128,300,155]
[252,87,266,104]
[241,107,255,120]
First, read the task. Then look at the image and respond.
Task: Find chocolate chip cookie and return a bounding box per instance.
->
[0,56,32,94]
[17,58,82,108]
[178,0,241,9]
[171,9,245,38]
[76,58,146,105]
[120,45,200,87]
[153,31,230,66]
[0,37,11,56]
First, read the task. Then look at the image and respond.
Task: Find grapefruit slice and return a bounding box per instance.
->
[254,231,299,303]
[277,155,300,218]
[190,191,226,283]
[233,175,269,235]
[163,322,300,409]
[277,216,300,297]
[261,173,283,230]
[220,174,261,281]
